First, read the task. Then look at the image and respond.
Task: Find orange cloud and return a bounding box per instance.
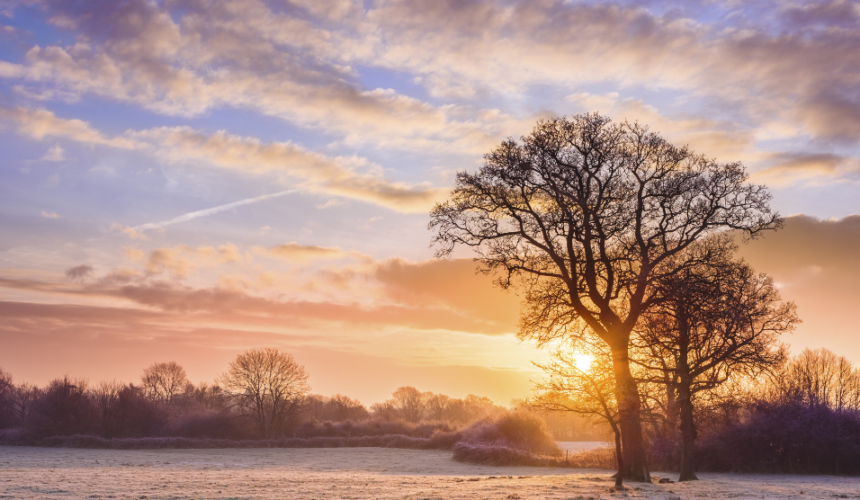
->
[263,242,346,262]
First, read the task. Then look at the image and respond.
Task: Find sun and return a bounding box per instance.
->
[571,353,595,372]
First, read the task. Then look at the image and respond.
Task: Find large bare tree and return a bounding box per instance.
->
[430,113,780,481]
[634,236,797,481]
[219,348,310,438]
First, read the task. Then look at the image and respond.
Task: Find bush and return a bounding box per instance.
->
[695,401,860,475]
[460,412,561,455]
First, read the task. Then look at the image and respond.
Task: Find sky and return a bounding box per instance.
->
[0,0,859,406]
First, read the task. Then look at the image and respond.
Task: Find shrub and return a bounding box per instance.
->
[460,412,561,455]
[695,401,860,475]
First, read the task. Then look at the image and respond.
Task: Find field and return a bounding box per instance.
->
[2,445,860,499]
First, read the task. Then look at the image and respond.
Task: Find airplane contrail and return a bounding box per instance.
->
[133,189,298,231]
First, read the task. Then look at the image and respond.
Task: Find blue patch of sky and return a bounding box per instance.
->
[1,4,77,52]
[771,183,860,219]
[354,65,434,103]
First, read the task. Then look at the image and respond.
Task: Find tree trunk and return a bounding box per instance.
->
[677,382,698,481]
[611,346,651,482]
[613,426,624,488]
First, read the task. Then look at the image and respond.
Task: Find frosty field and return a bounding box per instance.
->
[2,445,860,500]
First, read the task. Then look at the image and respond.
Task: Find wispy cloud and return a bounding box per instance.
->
[132,189,297,233]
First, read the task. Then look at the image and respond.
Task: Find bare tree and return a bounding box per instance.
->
[141,362,188,404]
[766,348,860,410]
[528,345,625,487]
[425,393,452,422]
[430,113,780,480]
[306,394,370,422]
[9,382,39,426]
[327,394,369,421]
[634,237,797,481]
[218,348,310,438]
[0,368,12,427]
[391,386,426,423]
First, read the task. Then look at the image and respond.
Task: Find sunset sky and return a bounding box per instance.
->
[0,0,858,405]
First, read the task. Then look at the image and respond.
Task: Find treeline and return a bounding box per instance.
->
[0,347,572,444]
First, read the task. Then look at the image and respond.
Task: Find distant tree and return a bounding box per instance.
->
[425,393,452,422]
[30,377,93,436]
[391,386,426,423]
[766,348,860,410]
[305,394,369,422]
[9,382,39,426]
[369,400,399,421]
[218,348,310,438]
[431,113,780,481]
[90,380,162,438]
[327,394,369,421]
[0,368,13,427]
[141,362,189,404]
[634,237,797,481]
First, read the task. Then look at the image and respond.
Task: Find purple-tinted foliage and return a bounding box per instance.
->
[292,419,455,439]
[695,401,860,475]
[459,412,561,455]
[0,431,463,450]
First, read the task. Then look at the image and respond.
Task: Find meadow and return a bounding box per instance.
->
[3,446,860,500]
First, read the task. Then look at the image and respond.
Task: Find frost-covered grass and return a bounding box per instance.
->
[3,446,860,499]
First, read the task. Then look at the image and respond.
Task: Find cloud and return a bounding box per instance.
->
[751,153,860,186]
[0,106,135,148]
[143,244,244,278]
[373,257,520,331]
[41,144,64,161]
[263,242,346,262]
[737,215,860,361]
[133,189,297,233]
[782,0,860,29]
[110,223,149,241]
[40,210,58,218]
[64,264,93,281]
[135,127,449,213]
[1,105,447,213]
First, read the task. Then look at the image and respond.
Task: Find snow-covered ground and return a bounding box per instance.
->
[557,441,611,454]
[2,445,860,499]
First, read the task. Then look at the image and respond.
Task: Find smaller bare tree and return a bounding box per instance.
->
[141,362,188,404]
[391,386,426,423]
[0,368,13,427]
[528,345,624,488]
[219,348,310,438]
[9,383,39,426]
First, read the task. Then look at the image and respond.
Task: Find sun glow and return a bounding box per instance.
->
[572,353,595,372]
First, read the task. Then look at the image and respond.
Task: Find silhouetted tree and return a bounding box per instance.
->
[90,380,163,438]
[392,386,426,423]
[30,377,93,436]
[765,348,860,410]
[431,113,780,481]
[327,394,369,421]
[527,345,625,487]
[425,393,452,422]
[634,236,797,480]
[219,348,310,438]
[9,382,38,427]
[0,368,13,428]
[141,361,189,404]
[305,394,369,422]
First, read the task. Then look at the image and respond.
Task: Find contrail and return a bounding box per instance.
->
[133,189,298,231]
